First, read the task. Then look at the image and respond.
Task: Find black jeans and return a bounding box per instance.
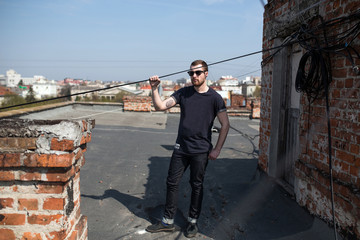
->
[164,150,209,220]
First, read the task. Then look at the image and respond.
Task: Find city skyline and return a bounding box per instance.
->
[0,0,264,82]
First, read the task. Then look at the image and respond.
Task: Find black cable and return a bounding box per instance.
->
[295,50,329,102]
[0,45,289,111]
[320,16,337,239]
[294,14,345,239]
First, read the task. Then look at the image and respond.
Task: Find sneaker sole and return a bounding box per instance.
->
[146,228,175,233]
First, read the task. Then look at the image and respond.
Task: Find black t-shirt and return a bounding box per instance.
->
[171,86,226,154]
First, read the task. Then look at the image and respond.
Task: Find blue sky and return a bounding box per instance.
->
[0,0,264,82]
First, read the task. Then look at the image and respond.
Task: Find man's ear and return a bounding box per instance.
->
[205,71,208,77]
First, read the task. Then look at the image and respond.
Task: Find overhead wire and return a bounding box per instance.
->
[0,44,292,111]
[1,2,359,238]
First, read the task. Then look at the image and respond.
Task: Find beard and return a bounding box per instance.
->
[191,78,205,86]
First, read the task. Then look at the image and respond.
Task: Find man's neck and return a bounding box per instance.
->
[194,84,209,93]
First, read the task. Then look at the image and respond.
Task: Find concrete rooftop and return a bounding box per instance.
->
[21,104,340,240]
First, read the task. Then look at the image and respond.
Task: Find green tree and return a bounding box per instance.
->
[59,84,72,101]
[18,80,24,86]
[91,93,99,101]
[1,93,26,110]
[25,86,36,103]
[114,91,130,103]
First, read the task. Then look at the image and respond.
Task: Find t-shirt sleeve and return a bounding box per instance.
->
[215,94,227,114]
[171,88,183,104]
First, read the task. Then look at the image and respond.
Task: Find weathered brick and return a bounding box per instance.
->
[18,199,38,211]
[21,232,42,240]
[24,153,74,168]
[20,170,42,181]
[0,171,15,181]
[350,144,359,155]
[80,134,91,145]
[345,78,353,88]
[43,198,65,210]
[48,230,67,240]
[1,138,37,150]
[0,119,91,239]
[76,215,87,237]
[0,138,8,148]
[0,213,26,225]
[0,153,21,167]
[66,231,77,240]
[28,214,63,225]
[36,183,65,194]
[50,138,75,151]
[355,157,360,168]
[46,167,75,182]
[336,150,355,164]
[0,198,14,209]
[82,120,88,132]
[350,166,359,177]
[0,229,15,240]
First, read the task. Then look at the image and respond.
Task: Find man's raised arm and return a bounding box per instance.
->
[149,75,176,111]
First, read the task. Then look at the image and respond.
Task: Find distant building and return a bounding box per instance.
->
[139,84,152,96]
[5,69,22,87]
[217,76,241,93]
[70,85,99,100]
[0,75,5,86]
[176,78,187,85]
[32,81,58,99]
[62,78,88,86]
[241,83,259,97]
[241,76,261,85]
[98,86,142,100]
[21,81,58,99]
[160,79,174,86]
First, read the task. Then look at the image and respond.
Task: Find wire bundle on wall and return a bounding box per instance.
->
[293,11,360,240]
[260,8,360,240]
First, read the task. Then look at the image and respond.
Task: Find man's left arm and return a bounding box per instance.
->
[209,111,230,160]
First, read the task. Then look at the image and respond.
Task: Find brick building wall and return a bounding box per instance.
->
[260,0,360,238]
[0,119,94,240]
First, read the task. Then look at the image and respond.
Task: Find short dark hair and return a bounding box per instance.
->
[190,60,208,72]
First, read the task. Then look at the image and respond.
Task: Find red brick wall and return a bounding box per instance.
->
[0,119,94,240]
[260,0,360,237]
[230,94,246,107]
[123,95,182,113]
[123,96,153,112]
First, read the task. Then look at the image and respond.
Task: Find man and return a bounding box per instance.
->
[146,60,229,238]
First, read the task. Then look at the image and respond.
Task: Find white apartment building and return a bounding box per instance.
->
[5,69,38,87]
[6,69,22,87]
[0,75,5,86]
[32,81,58,99]
[217,76,241,93]
[21,81,57,99]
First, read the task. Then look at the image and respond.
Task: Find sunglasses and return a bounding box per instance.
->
[187,70,205,77]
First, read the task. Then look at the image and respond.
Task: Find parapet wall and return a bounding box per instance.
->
[123,96,153,112]
[0,119,94,240]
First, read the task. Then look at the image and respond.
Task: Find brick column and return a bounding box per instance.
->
[0,119,94,240]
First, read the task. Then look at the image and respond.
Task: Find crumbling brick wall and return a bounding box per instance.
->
[0,119,94,240]
[123,96,153,112]
[260,0,360,238]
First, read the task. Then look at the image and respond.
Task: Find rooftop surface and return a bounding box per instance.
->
[21,104,340,240]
